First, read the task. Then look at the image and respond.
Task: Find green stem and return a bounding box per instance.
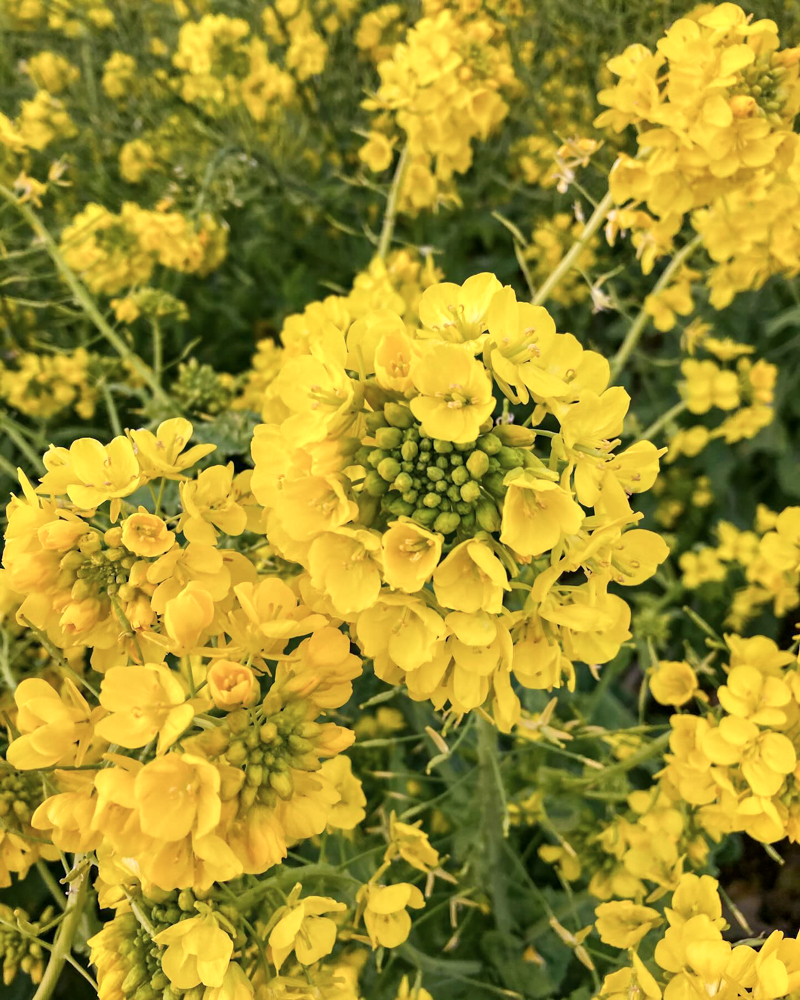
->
[20,616,99,698]
[0,184,173,410]
[610,233,704,381]
[101,382,122,438]
[36,860,66,911]
[31,862,89,1000]
[152,318,163,386]
[377,143,409,260]
[567,731,671,790]
[531,190,614,306]
[476,717,513,936]
[635,400,689,443]
[0,414,44,473]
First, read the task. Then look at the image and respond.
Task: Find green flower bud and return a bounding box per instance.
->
[461,511,476,531]
[433,439,453,454]
[497,446,524,469]
[434,481,447,494]
[422,492,442,508]
[402,489,419,504]
[401,440,419,461]
[384,402,415,428]
[269,771,295,799]
[435,456,449,470]
[451,465,470,486]
[476,498,501,532]
[483,472,506,498]
[365,470,390,496]
[376,426,403,450]
[377,457,402,482]
[412,507,438,527]
[460,481,481,504]
[393,472,413,493]
[477,433,502,455]
[450,454,464,466]
[365,411,389,433]
[426,467,445,482]
[367,448,386,469]
[384,497,414,517]
[357,491,380,526]
[434,512,461,534]
[466,450,490,479]
[446,485,461,503]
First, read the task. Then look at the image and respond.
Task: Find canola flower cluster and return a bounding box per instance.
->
[252,270,668,730]
[598,3,800,306]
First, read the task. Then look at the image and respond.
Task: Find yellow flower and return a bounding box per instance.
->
[381,520,443,593]
[717,664,792,726]
[358,882,425,949]
[500,471,584,556]
[154,913,233,989]
[385,812,440,872]
[64,436,141,516]
[595,900,661,949]
[129,417,216,482]
[308,527,383,614]
[96,664,194,753]
[320,756,366,831]
[268,883,347,970]
[418,273,501,344]
[164,582,216,653]
[121,509,175,557]
[207,660,260,711]
[6,678,94,770]
[134,752,221,842]
[650,661,699,707]
[433,539,509,614]
[179,463,248,545]
[409,343,495,443]
[702,717,796,797]
[358,131,395,172]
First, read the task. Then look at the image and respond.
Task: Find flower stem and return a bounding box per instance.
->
[0,183,173,410]
[377,143,409,260]
[476,716,513,936]
[610,233,704,381]
[31,862,89,1000]
[635,400,689,443]
[531,190,614,306]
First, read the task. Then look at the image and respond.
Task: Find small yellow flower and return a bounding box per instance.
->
[154,913,233,990]
[128,417,216,482]
[268,884,346,970]
[433,539,509,614]
[6,678,94,770]
[650,660,699,707]
[595,899,661,949]
[500,471,584,556]
[358,882,425,949]
[164,582,216,653]
[207,660,260,711]
[385,812,440,872]
[96,664,194,753]
[410,343,495,443]
[381,519,443,594]
[121,509,175,557]
[135,752,221,842]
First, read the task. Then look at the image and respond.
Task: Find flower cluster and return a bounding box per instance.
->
[360,9,518,211]
[253,271,668,731]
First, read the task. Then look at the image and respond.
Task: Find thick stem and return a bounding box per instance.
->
[31,864,89,1000]
[531,190,614,306]
[476,717,513,936]
[377,143,409,260]
[0,184,173,410]
[610,233,704,381]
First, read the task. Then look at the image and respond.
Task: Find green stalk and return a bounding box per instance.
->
[635,400,689,443]
[531,190,614,306]
[377,143,409,260]
[610,233,704,381]
[31,863,89,1000]
[0,184,173,410]
[476,717,513,936]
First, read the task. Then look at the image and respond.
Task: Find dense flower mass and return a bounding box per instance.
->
[251,271,667,730]
[2,1,800,999]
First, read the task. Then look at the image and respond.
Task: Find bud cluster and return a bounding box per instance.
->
[224,702,325,812]
[358,402,530,541]
[0,903,52,986]
[734,52,795,124]
[0,769,42,829]
[59,528,135,602]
